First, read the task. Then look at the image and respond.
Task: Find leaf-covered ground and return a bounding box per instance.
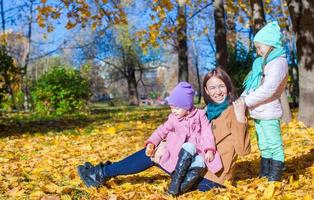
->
[0,106,313,200]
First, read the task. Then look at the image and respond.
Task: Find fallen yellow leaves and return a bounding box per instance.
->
[0,108,313,199]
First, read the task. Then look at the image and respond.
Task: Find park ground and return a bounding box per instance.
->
[0,105,313,200]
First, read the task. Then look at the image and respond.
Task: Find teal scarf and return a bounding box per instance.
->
[243,47,286,93]
[206,99,229,122]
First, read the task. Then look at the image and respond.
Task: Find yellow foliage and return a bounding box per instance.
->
[0,109,313,199]
[106,127,117,135]
[263,182,276,199]
[204,27,209,34]
[65,22,76,29]
[161,0,173,10]
[42,183,63,194]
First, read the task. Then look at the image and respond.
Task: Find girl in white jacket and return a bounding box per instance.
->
[242,21,288,181]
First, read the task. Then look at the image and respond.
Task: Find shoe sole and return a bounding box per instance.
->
[77,165,91,188]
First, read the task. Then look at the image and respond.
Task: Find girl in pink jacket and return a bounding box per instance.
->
[145,82,222,196]
[77,82,222,195]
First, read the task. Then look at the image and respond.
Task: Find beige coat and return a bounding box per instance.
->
[204,106,251,185]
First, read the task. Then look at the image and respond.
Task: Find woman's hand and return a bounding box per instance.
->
[233,98,246,123]
[145,143,155,157]
[205,150,214,162]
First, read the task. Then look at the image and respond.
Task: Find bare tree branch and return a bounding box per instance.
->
[188,2,213,21]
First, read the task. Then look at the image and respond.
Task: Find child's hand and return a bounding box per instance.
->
[233,98,246,123]
[205,150,214,162]
[145,143,155,157]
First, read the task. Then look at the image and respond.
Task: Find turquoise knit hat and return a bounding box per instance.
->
[253,21,283,48]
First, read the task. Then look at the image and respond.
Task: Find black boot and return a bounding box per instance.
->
[259,157,271,178]
[83,161,94,169]
[82,161,111,169]
[168,148,193,196]
[268,159,284,181]
[180,167,205,194]
[77,161,111,188]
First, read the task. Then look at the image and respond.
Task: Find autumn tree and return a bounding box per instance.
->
[37,0,217,83]
[0,45,20,111]
[214,0,228,70]
[0,32,29,110]
[278,0,298,109]
[0,0,43,111]
[225,0,238,50]
[136,0,189,82]
[177,1,189,81]
[75,24,165,105]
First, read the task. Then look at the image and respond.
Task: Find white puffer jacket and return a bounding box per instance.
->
[243,56,288,120]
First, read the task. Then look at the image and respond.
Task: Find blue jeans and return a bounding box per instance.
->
[102,148,223,191]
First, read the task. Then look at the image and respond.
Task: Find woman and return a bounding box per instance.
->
[200,67,251,188]
[77,67,251,192]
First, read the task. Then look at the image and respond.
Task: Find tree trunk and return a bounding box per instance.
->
[287,0,314,126]
[226,0,237,49]
[195,56,201,104]
[278,0,295,120]
[249,0,266,35]
[22,0,34,112]
[127,61,139,105]
[177,3,188,82]
[3,71,16,111]
[248,27,254,51]
[127,76,139,105]
[190,40,201,104]
[214,0,228,70]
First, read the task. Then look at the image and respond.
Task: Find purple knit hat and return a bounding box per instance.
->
[167,82,195,110]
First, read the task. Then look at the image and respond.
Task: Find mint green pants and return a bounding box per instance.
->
[254,119,285,162]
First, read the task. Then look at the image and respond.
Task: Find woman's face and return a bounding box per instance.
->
[255,42,272,57]
[205,76,227,104]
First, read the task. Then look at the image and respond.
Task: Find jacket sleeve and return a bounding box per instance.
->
[145,115,174,146]
[245,57,288,108]
[199,111,223,173]
[199,111,216,153]
[230,107,251,156]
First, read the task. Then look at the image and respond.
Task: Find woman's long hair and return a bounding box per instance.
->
[203,67,238,104]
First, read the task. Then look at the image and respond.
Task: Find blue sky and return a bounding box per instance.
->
[3,0,219,71]
[3,0,74,58]
[2,0,294,72]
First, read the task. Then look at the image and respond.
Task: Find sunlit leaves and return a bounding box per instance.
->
[37,0,127,32]
[0,109,313,199]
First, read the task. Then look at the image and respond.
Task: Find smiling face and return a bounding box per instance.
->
[204,76,228,104]
[170,106,189,119]
[255,42,272,57]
